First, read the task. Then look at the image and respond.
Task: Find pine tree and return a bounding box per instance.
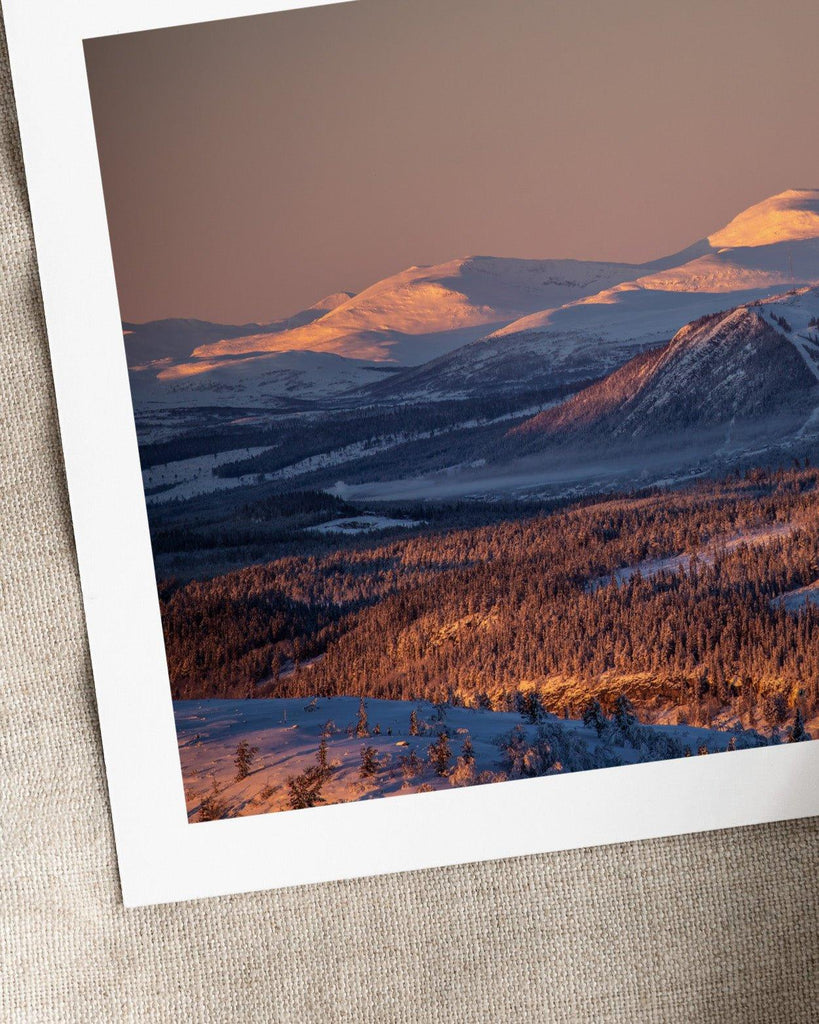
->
[461,734,475,764]
[288,766,326,809]
[428,732,452,776]
[234,740,259,781]
[582,698,607,737]
[614,694,636,733]
[789,707,809,743]
[359,745,379,778]
[355,697,369,738]
[400,749,423,780]
[317,735,330,775]
[409,709,419,736]
[518,690,544,724]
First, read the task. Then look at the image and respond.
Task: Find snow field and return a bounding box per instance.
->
[176,697,756,822]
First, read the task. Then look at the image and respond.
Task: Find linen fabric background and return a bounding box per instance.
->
[1,12,817,1022]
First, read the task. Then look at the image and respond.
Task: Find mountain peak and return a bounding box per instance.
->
[308,291,355,312]
[709,189,819,249]
[509,302,818,445]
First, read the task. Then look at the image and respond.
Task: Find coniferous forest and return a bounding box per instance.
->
[161,466,819,731]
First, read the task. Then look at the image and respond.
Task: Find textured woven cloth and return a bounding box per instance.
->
[1,14,817,1024]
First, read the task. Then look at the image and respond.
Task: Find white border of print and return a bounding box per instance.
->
[4,0,819,908]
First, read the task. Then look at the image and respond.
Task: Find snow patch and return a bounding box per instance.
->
[143,447,270,505]
[307,514,422,535]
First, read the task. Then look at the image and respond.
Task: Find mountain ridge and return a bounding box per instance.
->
[185,254,662,368]
[509,293,819,447]
[123,291,355,370]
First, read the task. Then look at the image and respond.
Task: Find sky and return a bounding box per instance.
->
[84,0,819,325]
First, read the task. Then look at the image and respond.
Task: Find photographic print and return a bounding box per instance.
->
[60,0,819,839]
[80,0,819,828]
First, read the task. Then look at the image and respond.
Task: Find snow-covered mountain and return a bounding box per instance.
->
[510,289,819,447]
[129,256,677,407]
[125,293,380,406]
[708,188,819,248]
[320,290,819,506]
[124,318,269,369]
[376,190,819,399]
[128,189,819,408]
[124,292,354,370]
[128,348,391,410]
[185,255,666,367]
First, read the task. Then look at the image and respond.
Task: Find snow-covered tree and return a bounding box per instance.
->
[400,749,423,780]
[498,725,529,776]
[582,698,607,737]
[409,709,419,736]
[498,721,608,778]
[359,744,379,778]
[614,694,636,733]
[518,690,544,724]
[355,697,369,738]
[449,756,477,788]
[288,766,326,809]
[428,732,452,776]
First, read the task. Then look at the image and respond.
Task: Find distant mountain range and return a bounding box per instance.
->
[123,291,354,368]
[126,189,819,410]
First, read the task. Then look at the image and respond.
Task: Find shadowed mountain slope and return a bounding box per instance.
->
[510,303,818,445]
